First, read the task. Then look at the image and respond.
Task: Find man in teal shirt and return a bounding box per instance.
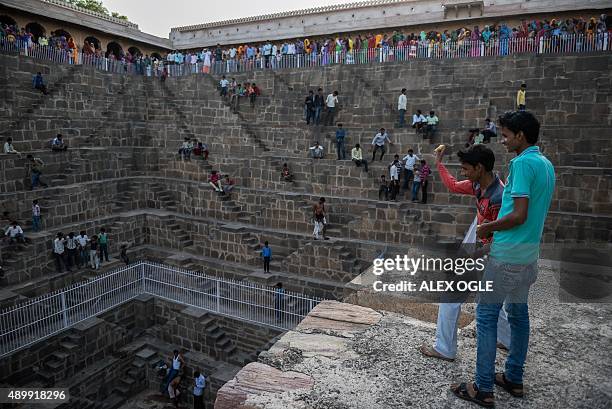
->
[451,111,555,407]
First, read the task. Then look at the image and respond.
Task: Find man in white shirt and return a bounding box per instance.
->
[351,143,368,173]
[398,88,408,128]
[65,232,78,271]
[402,149,420,191]
[424,110,439,138]
[219,75,229,97]
[193,370,206,409]
[76,230,89,268]
[51,134,68,151]
[388,155,402,200]
[371,128,393,161]
[5,222,25,244]
[482,117,497,142]
[325,91,339,126]
[412,110,426,133]
[3,137,21,156]
[309,141,325,159]
[53,232,66,273]
[179,137,193,161]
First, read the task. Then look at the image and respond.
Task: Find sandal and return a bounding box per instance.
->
[419,344,455,362]
[451,382,495,408]
[495,373,524,398]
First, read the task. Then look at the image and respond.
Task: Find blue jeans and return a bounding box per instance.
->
[336,140,346,160]
[434,302,510,359]
[79,248,88,267]
[99,243,109,262]
[314,106,322,124]
[411,181,421,201]
[402,169,413,190]
[32,215,41,232]
[475,258,538,392]
[31,173,40,189]
[398,109,406,127]
[326,107,336,125]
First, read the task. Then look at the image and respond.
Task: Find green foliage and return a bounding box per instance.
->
[65,0,129,21]
[111,12,128,21]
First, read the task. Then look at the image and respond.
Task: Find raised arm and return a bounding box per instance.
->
[436,162,474,195]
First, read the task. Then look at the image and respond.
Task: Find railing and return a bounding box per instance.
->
[0,261,323,357]
[1,33,611,78]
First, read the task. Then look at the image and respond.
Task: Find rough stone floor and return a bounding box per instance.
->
[217,263,612,409]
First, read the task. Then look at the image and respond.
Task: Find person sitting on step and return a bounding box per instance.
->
[209,170,224,193]
[3,137,21,157]
[281,163,294,182]
[51,134,68,151]
[309,141,325,159]
[222,175,235,194]
[4,221,25,245]
[179,137,193,161]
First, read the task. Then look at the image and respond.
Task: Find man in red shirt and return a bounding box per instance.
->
[209,170,223,193]
[420,144,510,362]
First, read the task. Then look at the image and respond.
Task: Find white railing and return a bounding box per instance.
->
[0,261,322,357]
[1,33,610,78]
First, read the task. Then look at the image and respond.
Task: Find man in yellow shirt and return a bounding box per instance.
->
[516,83,526,111]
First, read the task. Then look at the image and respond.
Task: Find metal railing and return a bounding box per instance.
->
[1,33,610,78]
[0,261,323,357]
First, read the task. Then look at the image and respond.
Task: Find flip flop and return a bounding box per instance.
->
[495,373,524,398]
[451,382,495,408]
[419,344,455,362]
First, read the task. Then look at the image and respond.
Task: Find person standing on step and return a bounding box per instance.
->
[162,350,185,395]
[371,128,392,161]
[516,83,526,111]
[193,371,206,409]
[219,75,229,97]
[401,149,419,193]
[274,282,285,323]
[222,175,235,195]
[27,154,48,190]
[53,232,67,273]
[411,164,422,202]
[281,163,294,182]
[398,88,408,128]
[388,155,402,201]
[65,232,78,271]
[419,159,431,204]
[76,230,89,269]
[335,123,347,160]
[32,199,42,232]
[98,227,109,263]
[120,243,129,265]
[378,175,390,201]
[312,197,329,240]
[261,241,272,273]
[89,235,100,270]
[325,90,339,126]
[314,88,324,125]
[420,143,509,363]
[51,134,68,151]
[304,90,315,125]
[351,144,369,173]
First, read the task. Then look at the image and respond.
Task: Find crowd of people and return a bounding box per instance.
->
[2,14,610,77]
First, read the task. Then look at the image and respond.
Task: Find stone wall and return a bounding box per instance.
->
[1,51,611,299]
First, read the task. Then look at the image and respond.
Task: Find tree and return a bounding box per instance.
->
[66,0,129,21]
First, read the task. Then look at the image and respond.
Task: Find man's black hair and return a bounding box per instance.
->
[194,371,201,378]
[401,88,407,93]
[355,143,360,148]
[457,144,496,172]
[338,123,342,127]
[408,148,414,153]
[498,111,540,144]
[319,197,325,203]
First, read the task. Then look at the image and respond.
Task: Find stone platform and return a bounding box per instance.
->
[215,263,612,408]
